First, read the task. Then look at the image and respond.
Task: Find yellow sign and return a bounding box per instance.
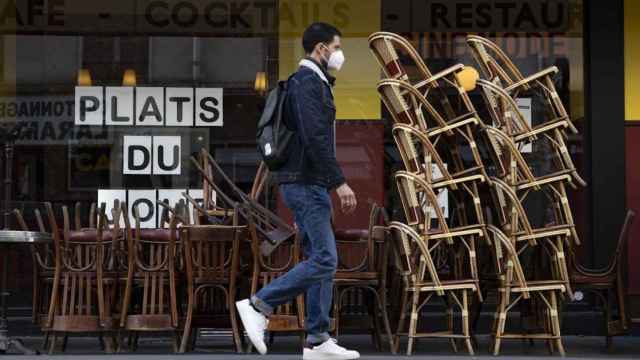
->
[625,0,640,121]
[278,0,381,120]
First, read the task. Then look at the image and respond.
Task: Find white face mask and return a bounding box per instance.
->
[321,44,345,71]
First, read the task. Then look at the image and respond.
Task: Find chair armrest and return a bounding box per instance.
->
[504,66,558,93]
[414,64,465,89]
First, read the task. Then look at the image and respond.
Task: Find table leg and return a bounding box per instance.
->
[0,244,38,355]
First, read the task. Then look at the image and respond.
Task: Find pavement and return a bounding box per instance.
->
[1,334,639,359]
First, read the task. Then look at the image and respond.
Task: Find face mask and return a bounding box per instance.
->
[321,44,345,71]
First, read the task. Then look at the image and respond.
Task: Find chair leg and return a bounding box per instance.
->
[377,287,395,354]
[605,288,614,351]
[446,293,457,353]
[394,289,408,354]
[179,305,193,353]
[368,292,383,352]
[333,287,341,340]
[48,334,57,355]
[493,292,508,356]
[550,291,565,356]
[406,292,419,356]
[61,333,69,353]
[462,290,474,356]
[229,298,243,353]
[190,327,198,351]
[41,331,50,350]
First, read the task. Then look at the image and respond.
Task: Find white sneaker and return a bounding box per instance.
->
[235,299,268,355]
[302,338,360,360]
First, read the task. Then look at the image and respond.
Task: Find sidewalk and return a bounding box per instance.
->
[2,334,639,359]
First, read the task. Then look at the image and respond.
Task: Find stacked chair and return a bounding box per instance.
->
[370,32,586,356]
[467,35,585,356]
[370,32,489,356]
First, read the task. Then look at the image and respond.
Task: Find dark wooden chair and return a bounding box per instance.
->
[569,210,636,348]
[13,206,55,329]
[45,204,119,354]
[179,210,246,353]
[118,204,181,352]
[332,203,394,353]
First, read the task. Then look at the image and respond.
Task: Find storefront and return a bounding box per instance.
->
[0,0,635,331]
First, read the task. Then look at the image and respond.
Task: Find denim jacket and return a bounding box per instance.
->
[273,58,346,190]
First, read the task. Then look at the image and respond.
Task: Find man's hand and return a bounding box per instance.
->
[336,183,357,214]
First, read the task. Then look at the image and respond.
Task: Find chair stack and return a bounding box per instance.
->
[369,32,489,356]
[467,35,586,356]
[369,32,585,356]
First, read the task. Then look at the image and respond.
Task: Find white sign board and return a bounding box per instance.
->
[75,86,223,127]
[516,98,532,153]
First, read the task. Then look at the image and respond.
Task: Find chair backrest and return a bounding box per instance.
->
[392,123,452,182]
[388,221,443,292]
[49,204,115,328]
[466,35,526,87]
[395,171,448,233]
[614,210,636,267]
[489,177,534,237]
[377,79,448,132]
[181,210,244,281]
[477,79,532,136]
[368,32,433,83]
[485,225,529,295]
[483,127,536,183]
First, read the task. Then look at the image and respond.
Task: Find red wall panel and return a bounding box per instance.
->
[625,125,640,294]
[277,122,386,231]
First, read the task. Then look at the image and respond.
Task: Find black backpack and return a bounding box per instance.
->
[257,79,295,171]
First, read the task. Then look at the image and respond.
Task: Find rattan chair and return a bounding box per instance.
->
[389,221,479,355]
[486,225,566,356]
[466,35,578,135]
[484,127,580,244]
[478,79,586,187]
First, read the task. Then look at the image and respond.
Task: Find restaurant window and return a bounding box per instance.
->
[381,0,588,249]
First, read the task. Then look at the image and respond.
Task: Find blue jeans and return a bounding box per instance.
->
[251,183,337,344]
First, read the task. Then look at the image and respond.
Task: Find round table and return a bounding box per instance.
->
[0,230,52,355]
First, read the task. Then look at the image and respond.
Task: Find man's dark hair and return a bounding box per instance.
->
[302,22,342,54]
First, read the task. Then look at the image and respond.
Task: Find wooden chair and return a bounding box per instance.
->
[490,177,574,298]
[44,204,118,354]
[369,32,477,99]
[378,79,488,186]
[388,221,479,355]
[392,123,487,230]
[246,215,307,351]
[395,171,484,277]
[13,206,56,330]
[179,209,246,353]
[486,225,566,356]
[118,204,181,352]
[332,203,394,353]
[484,127,580,244]
[569,210,635,348]
[466,35,578,135]
[478,79,586,187]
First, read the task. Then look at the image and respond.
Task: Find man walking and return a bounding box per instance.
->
[236,22,360,360]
